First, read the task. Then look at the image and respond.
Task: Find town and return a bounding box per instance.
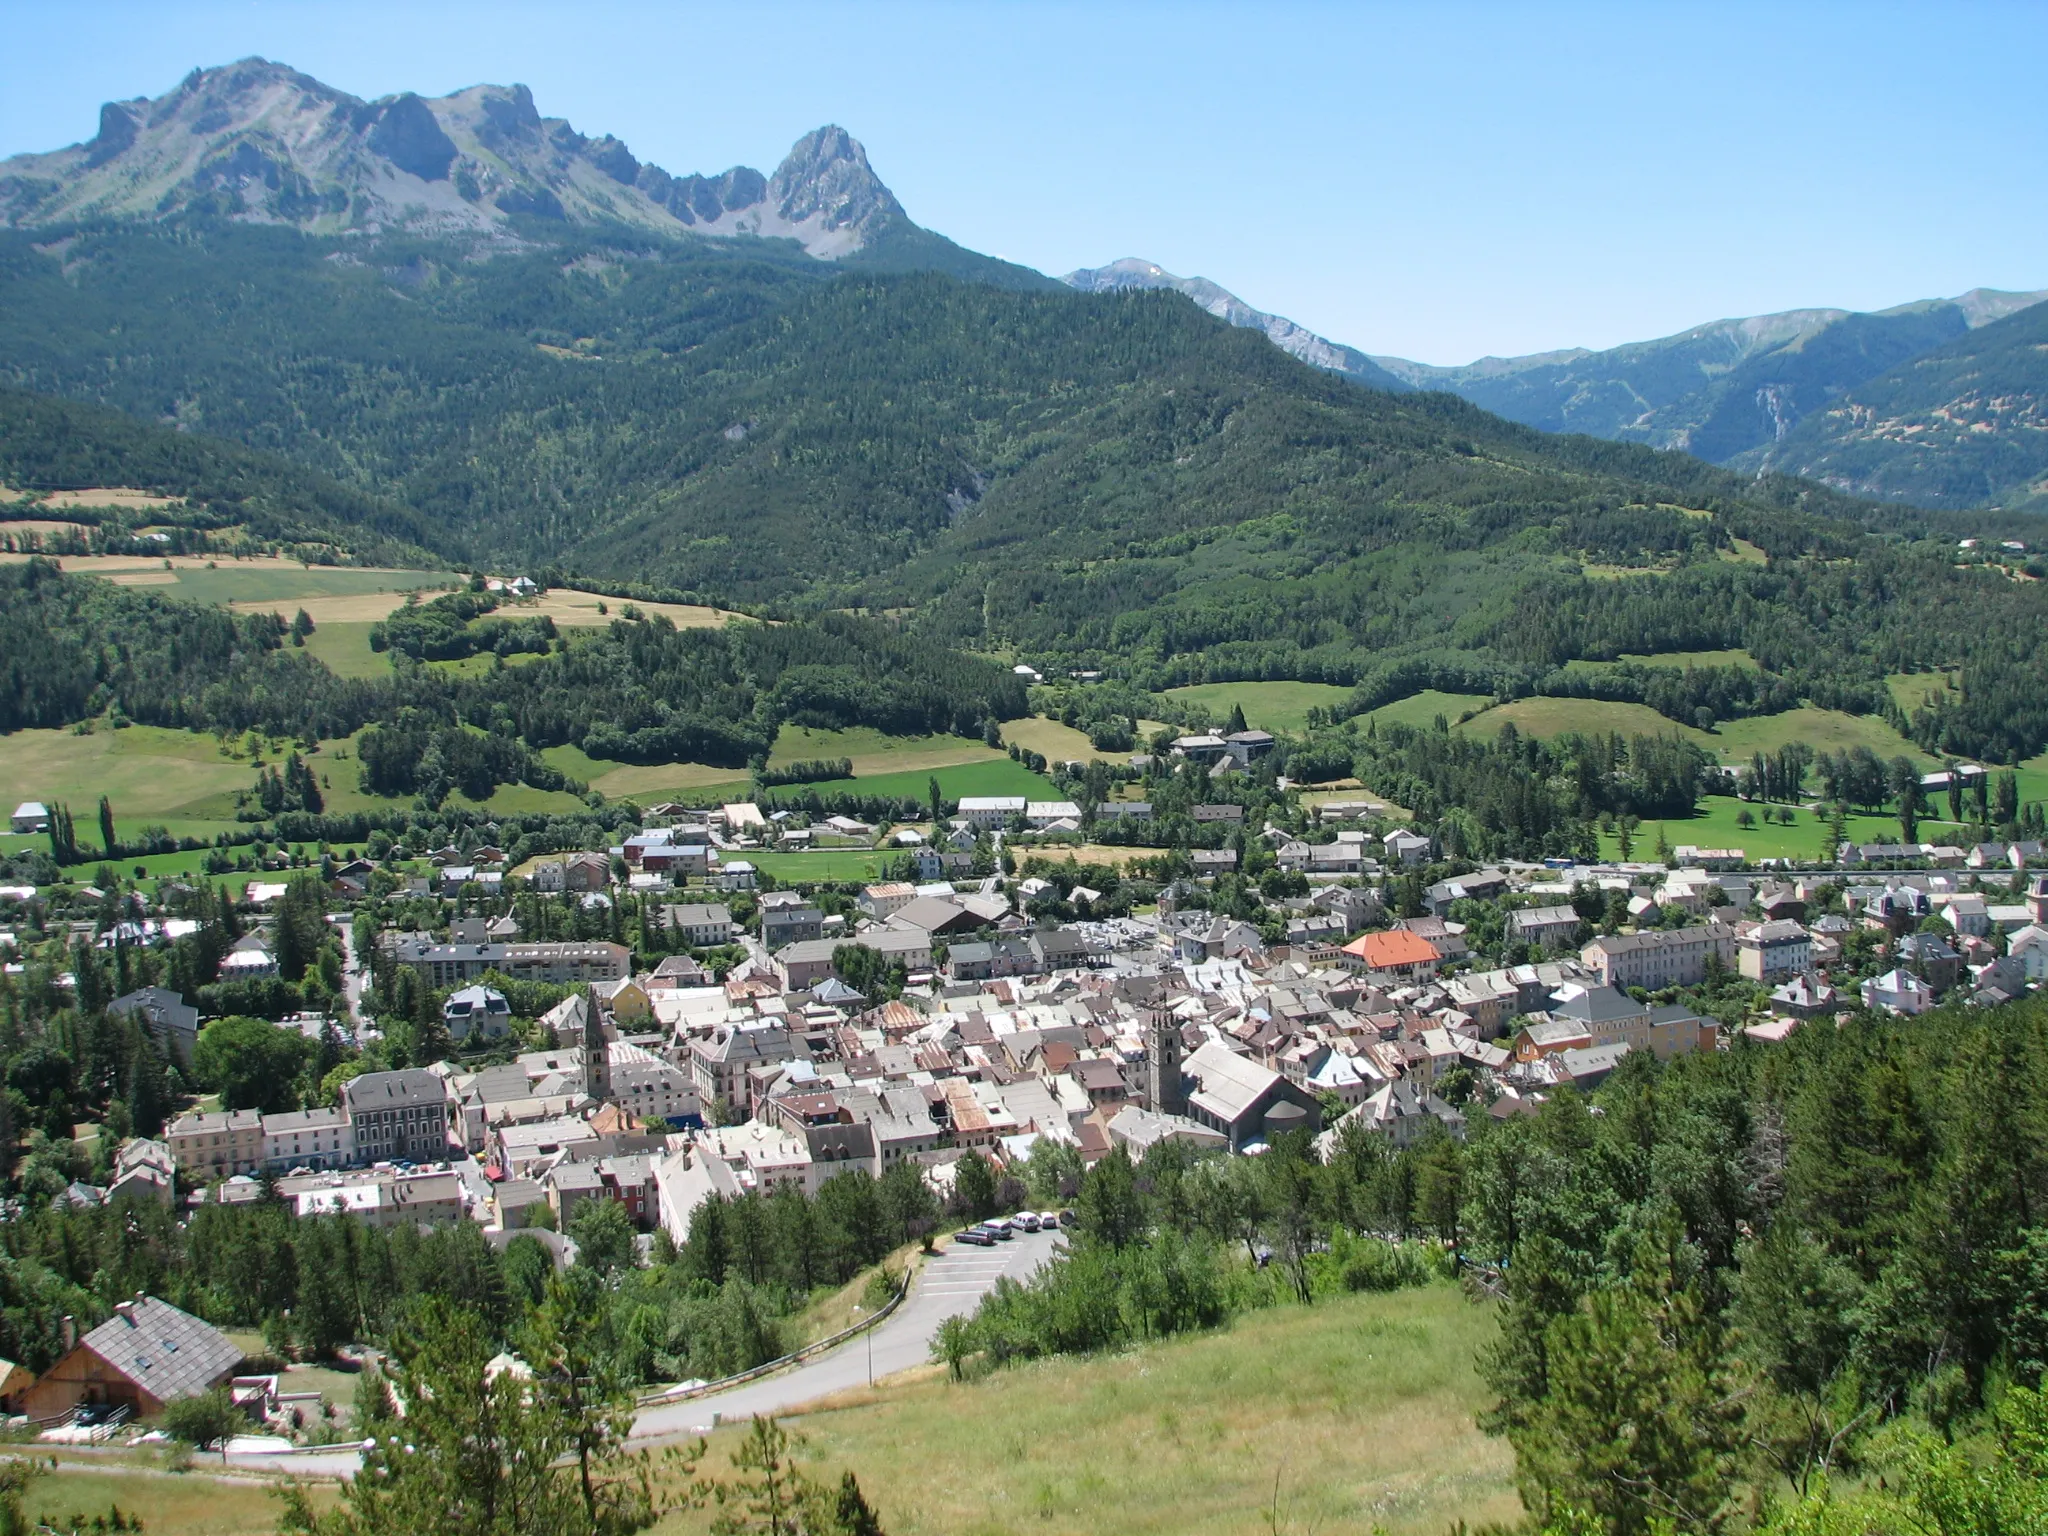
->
[1,718,2043,1449]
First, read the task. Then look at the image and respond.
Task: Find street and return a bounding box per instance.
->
[630,1226,1061,1440]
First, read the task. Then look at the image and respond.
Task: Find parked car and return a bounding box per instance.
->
[1059,1208,1077,1227]
[1014,1211,1041,1232]
[954,1227,994,1247]
[1039,1211,1062,1229]
[976,1222,1014,1241]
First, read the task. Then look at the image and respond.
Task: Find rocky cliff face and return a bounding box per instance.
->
[0,58,904,258]
[1063,258,1409,391]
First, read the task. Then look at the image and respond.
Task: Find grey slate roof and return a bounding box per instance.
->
[81,1296,242,1404]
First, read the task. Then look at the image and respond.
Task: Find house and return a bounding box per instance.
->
[165,1108,263,1181]
[658,903,735,947]
[260,1107,353,1172]
[886,895,987,939]
[1383,829,1431,866]
[858,883,917,920]
[1896,932,1962,994]
[1509,905,1582,950]
[688,1023,797,1112]
[1094,801,1153,824]
[1192,804,1245,825]
[1179,1040,1323,1151]
[1191,848,1239,874]
[443,985,513,1042]
[1171,734,1231,764]
[1862,968,1936,1016]
[1025,801,1084,829]
[106,1139,175,1207]
[958,796,1026,830]
[1105,1104,1230,1156]
[10,802,48,834]
[1339,928,1442,982]
[775,937,843,991]
[761,902,824,950]
[108,987,199,1065]
[1769,973,1841,1018]
[1736,920,1812,982]
[2007,924,2048,980]
[531,851,610,894]
[17,1296,242,1421]
[1320,1082,1466,1150]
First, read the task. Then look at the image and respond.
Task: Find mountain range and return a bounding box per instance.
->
[2,58,2047,763]
[1060,260,2048,512]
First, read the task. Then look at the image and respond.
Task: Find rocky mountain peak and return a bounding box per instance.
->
[0,61,909,259]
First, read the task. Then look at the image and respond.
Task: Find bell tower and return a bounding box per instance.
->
[1145,1001,1186,1116]
[582,986,612,1104]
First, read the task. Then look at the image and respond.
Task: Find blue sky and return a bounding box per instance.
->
[3,1,2043,363]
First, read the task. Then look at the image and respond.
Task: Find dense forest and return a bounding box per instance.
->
[0,387,438,565]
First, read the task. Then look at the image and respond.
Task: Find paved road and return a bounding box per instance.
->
[219,1228,1059,1476]
[630,1229,1061,1440]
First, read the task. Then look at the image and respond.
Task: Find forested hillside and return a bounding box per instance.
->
[0,388,438,563]
[1749,296,2048,513]
[5,220,2048,761]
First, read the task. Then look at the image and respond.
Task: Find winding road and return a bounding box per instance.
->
[221,1227,1060,1475]
[630,1227,1060,1440]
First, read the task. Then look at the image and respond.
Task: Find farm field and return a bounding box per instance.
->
[657,1282,1515,1536]
[1162,680,1352,734]
[768,725,1006,776]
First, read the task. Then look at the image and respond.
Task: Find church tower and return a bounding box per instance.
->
[582,985,612,1104]
[1145,1002,1186,1116]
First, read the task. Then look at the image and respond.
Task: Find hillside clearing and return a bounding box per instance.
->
[1460,699,1932,766]
[768,725,1007,776]
[1162,680,1353,734]
[657,1282,1515,1536]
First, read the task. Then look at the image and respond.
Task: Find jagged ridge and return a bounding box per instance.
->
[0,58,904,258]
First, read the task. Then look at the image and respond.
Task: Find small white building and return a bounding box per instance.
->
[10,802,48,835]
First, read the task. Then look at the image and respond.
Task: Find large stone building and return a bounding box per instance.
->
[341,1069,454,1165]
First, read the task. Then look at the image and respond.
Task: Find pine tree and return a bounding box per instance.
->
[98,795,116,856]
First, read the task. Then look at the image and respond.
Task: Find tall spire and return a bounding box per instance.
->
[582,984,611,1104]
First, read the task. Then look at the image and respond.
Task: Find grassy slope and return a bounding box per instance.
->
[1601,795,1975,863]
[1162,681,1354,734]
[1458,698,1931,765]
[659,1283,1516,1536]
[1366,691,1495,731]
[767,725,1007,776]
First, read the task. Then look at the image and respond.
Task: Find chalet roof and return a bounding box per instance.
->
[80,1296,241,1405]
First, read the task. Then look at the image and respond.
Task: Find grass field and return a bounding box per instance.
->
[537,745,751,802]
[23,1464,337,1536]
[297,620,389,680]
[657,1282,1516,1536]
[1366,691,1494,731]
[1600,795,1972,863]
[746,849,905,882]
[1001,716,1114,764]
[1565,648,1759,674]
[1162,681,1353,735]
[0,725,255,826]
[1887,670,1960,715]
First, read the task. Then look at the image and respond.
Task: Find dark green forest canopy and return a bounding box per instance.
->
[3,220,2047,759]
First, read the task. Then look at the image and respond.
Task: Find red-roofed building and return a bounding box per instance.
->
[1340,929,1442,982]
